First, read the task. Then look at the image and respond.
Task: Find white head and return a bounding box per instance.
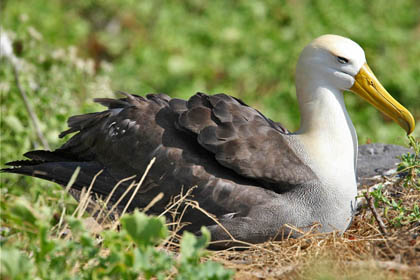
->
[295,34,414,134]
[296,34,365,95]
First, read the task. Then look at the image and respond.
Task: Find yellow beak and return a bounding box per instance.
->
[350,63,415,134]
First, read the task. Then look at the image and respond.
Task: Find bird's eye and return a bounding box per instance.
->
[337,56,349,64]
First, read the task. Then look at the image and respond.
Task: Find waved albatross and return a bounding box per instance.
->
[3,35,415,246]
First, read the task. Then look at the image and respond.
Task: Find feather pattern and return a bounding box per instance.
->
[2,92,319,245]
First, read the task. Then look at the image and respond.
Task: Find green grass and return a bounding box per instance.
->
[1,0,419,208]
[0,195,233,279]
[1,0,419,191]
[368,136,420,227]
[1,1,420,279]
[2,0,420,146]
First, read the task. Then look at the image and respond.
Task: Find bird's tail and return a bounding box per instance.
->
[2,150,122,198]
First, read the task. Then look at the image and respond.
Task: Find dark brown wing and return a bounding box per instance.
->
[3,92,321,244]
[171,93,315,186]
[4,93,177,208]
[4,92,277,211]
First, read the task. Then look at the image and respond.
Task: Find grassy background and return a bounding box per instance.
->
[2,0,420,145]
[1,0,419,193]
[2,0,420,198]
[1,1,420,279]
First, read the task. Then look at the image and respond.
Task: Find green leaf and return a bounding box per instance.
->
[180,226,210,264]
[37,225,56,260]
[134,247,173,280]
[66,215,85,236]
[0,248,34,280]
[195,261,234,280]
[121,210,167,249]
[10,198,37,227]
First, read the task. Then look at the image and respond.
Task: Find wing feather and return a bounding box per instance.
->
[5,92,315,210]
[173,93,315,186]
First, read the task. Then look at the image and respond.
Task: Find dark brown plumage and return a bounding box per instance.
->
[4,92,318,244]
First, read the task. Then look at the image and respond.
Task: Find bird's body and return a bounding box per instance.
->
[3,35,414,246]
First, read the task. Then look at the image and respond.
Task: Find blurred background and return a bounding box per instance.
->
[1,0,420,174]
[1,2,419,278]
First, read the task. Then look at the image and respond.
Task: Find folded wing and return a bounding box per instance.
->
[171,93,315,188]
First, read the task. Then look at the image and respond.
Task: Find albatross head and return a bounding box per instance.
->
[296,34,415,134]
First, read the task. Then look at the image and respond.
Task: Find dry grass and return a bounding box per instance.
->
[68,163,419,280]
[208,216,419,279]
[204,177,420,280]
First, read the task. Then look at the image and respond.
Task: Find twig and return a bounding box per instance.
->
[363,192,388,236]
[143,192,164,213]
[158,186,196,250]
[158,186,196,218]
[78,169,103,218]
[184,200,276,254]
[96,175,136,223]
[120,157,156,217]
[396,164,420,174]
[103,181,136,224]
[12,63,50,150]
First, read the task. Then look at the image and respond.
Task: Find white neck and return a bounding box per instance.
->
[294,80,358,186]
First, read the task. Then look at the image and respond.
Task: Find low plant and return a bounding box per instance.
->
[366,136,420,227]
[397,135,420,189]
[0,193,234,280]
[369,184,420,227]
